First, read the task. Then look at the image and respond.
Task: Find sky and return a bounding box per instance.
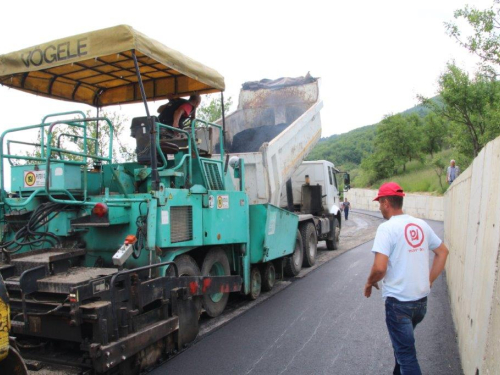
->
[0,0,491,139]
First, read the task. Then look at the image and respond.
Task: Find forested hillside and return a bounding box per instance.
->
[306,96,441,170]
[306,124,377,170]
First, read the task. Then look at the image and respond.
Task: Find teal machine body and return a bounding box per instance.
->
[0,26,300,373]
[0,112,298,299]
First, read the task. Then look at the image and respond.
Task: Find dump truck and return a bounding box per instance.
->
[0,25,322,374]
[219,78,343,270]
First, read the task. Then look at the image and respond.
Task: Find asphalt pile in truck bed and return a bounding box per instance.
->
[230,123,290,153]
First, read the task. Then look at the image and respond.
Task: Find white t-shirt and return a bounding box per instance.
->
[371,214,442,301]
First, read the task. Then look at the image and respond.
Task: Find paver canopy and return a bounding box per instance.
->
[0,25,225,107]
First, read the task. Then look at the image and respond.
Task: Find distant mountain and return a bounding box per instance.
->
[400,96,442,117]
[306,124,377,168]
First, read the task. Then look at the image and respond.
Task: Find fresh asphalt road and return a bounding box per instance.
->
[153,214,462,375]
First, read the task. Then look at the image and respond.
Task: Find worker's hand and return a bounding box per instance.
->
[429,280,434,289]
[364,282,379,298]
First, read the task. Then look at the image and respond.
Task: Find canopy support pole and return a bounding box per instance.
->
[96,107,99,158]
[221,91,226,154]
[132,50,159,190]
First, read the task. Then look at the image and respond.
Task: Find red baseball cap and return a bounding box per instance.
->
[373,182,405,201]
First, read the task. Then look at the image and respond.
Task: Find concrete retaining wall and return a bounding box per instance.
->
[444,137,500,375]
[346,188,444,221]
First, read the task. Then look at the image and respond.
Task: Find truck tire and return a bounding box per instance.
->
[300,222,317,267]
[166,254,202,314]
[326,218,340,250]
[284,230,303,277]
[249,267,262,300]
[201,247,231,318]
[261,262,276,292]
[166,254,201,277]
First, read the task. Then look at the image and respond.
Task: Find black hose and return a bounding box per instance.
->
[1,202,67,254]
[133,201,148,259]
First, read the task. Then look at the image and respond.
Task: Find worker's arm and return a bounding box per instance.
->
[429,242,449,288]
[364,252,388,298]
[172,107,184,128]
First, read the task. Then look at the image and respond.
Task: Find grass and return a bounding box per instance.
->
[351,149,456,195]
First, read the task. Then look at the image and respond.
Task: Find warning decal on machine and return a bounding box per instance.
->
[217,195,229,209]
[161,210,169,225]
[24,170,46,188]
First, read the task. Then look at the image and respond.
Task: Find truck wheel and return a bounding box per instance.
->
[300,222,317,267]
[261,262,276,292]
[201,247,230,318]
[166,254,202,314]
[249,267,262,300]
[166,254,201,277]
[326,218,340,250]
[284,230,303,277]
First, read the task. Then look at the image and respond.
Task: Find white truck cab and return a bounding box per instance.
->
[278,159,344,259]
[281,160,342,216]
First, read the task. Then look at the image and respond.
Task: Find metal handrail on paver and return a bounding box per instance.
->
[0,113,113,207]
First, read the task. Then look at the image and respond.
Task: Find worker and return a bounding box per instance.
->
[157,94,201,137]
[446,159,460,184]
[342,198,351,220]
[364,182,449,375]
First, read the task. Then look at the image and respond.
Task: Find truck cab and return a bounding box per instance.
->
[282,160,341,215]
[278,159,343,264]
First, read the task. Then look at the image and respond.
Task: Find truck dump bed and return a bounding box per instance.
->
[219,76,323,206]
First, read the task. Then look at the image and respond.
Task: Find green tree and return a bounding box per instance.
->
[421,112,448,157]
[431,156,446,193]
[197,95,233,123]
[374,114,422,173]
[360,149,395,182]
[446,0,500,77]
[360,113,423,184]
[421,64,500,158]
[77,110,135,163]
[23,111,134,165]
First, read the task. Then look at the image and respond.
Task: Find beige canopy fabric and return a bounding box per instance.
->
[0,25,225,107]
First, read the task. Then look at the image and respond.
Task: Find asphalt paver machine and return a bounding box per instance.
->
[0,25,281,374]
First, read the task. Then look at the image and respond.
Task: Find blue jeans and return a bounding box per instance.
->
[385,296,427,375]
[344,209,349,220]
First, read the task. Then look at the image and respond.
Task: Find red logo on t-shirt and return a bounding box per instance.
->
[405,223,424,248]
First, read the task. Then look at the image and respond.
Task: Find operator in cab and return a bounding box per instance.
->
[157,94,201,137]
